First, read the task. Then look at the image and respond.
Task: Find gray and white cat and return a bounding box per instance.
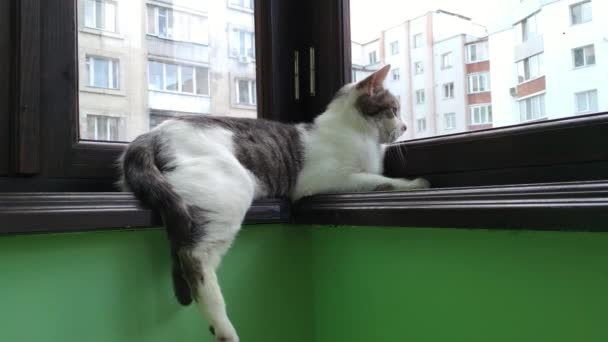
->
[119,64,429,342]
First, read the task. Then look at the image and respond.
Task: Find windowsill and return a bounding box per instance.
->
[227,4,255,14]
[466,59,489,64]
[149,89,211,98]
[232,103,257,110]
[80,87,126,97]
[443,97,454,101]
[573,64,596,70]
[470,122,493,126]
[146,34,209,47]
[79,27,124,40]
[228,55,257,64]
[468,91,491,95]
[520,116,548,123]
[517,75,544,85]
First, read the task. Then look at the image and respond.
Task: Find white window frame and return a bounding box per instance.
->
[230,28,256,60]
[413,33,423,48]
[86,114,121,141]
[414,61,424,75]
[441,52,452,69]
[84,0,118,32]
[466,42,488,63]
[517,53,544,84]
[468,73,490,94]
[416,118,427,133]
[228,0,255,11]
[368,51,378,65]
[570,1,592,25]
[516,12,540,43]
[235,79,257,106]
[391,69,400,81]
[574,89,598,114]
[469,104,493,125]
[148,60,210,96]
[519,93,546,122]
[443,82,454,99]
[415,89,425,105]
[147,5,208,45]
[390,41,399,55]
[444,112,456,130]
[86,55,119,89]
[572,45,596,68]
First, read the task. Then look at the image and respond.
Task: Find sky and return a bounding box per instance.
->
[350,0,513,42]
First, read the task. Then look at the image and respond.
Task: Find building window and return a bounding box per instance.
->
[517,53,544,83]
[470,104,493,125]
[415,89,425,105]
[571,1,592,25]
[466,42,488,63]
[417,118,427,132]
[515,12,540,43]
[441,52,452,69]
[147,5,208,44]
[390,41,399,55]
[230,29,255,60]
[468,73,490,93]
[391,69,400,81]
[236,79,256,105]
[444,112,456,130]
[414,61,424,75]
[228,0,254,11]
[443,82,454,99]
[572,45,596,68]
[84,0,117,32]
[86,115,121,141]
[86,56,119,89]
[148,60,209,95]
[575,90,598,114]
[368,51,378,65]
[519,94,546,122]
[413,33,423,48]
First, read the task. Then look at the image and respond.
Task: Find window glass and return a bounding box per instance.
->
[571,1,592,25]
[78,0,256,142]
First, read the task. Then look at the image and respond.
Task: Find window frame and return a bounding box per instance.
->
[389,41,399,55]
[444,112,456,130]
[441,52,452,69]
[469,104,493,125]
[570,0,592,25]
[443,82,454,99]
[574,89,598,114]
[572,44,595,69]
[468,72,490,94]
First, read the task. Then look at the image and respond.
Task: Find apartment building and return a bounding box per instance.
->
[78,0,256,142]
[490,0,607,126]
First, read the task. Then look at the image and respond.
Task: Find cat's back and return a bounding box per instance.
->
[155,115,310,198]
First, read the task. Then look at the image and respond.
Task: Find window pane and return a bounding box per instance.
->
[585,45,595,65]
[238,80,250,104]
[573,48,585,67]
[78,0,256,142]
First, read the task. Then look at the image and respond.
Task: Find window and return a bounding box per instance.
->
[444,112,456,130]
[414,62,423,75]
[148,61,209,95]
[573,45,596,68]
[86,56,119,89]
[441,52,452,69]
[468,73,490,93]
[516,53,544,83]
[575,90,598,114]
[519,94,546,122]
[443,83,454,99]
[84,0,117,32]
[391,69,400,81]
[390,41,399,55]
[229,0,254,11]
[415,89,425,105]
[85,115,121,141]
[466,42,489,63]
[147,5,208,44]
[230,29,256,59]
[413,33,423,48]
[470,104,493,125]
[515,12,540,43]
[368,51,378,65]
[236,79,256,105]
[571,1,592,25]
[417,118,427,132]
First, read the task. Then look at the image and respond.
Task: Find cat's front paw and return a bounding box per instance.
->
[210,324,240,342]
[395,177,430,190]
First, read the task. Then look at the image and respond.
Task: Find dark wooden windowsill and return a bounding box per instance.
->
[2,180,608,234]
[0,193,289,235]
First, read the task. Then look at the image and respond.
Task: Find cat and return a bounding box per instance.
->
[119,64,429,342]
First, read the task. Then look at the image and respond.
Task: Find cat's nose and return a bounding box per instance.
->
[400,125,407,133]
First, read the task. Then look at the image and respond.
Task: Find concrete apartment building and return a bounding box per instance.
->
[489,0,608,127]
[78,0,256,142]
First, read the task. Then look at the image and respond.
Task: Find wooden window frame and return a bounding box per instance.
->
[2,0,608,233]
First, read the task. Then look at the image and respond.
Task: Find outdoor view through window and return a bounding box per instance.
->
[351,0,606,141]
[78,0,257,142]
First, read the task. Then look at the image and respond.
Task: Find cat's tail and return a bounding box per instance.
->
[119,133,194,306]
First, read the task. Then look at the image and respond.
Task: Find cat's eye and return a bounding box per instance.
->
[391,108,398,116]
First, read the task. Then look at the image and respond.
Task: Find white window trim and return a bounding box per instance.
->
[414,61,424,75]
[415,89,425,105]
[517,53,544,84]
[444,112,456,130]
[518,93,546,122]
[84,0,118,32]
[570,0,592,25]
[146,5,209,45]
[86,114,122,141]
[466,42,489,64]
[227,0,255,13]
[148,60,210,96]
[468,73,490,94]
[86,55,119,89]
[235,79,257,106]
[416,118,427,133]
[469,104,493,125]
[574,89,598,114]
[443,82,454,99]
[229,27,256,61]
[390,41,399,55]
[572,44,595,69]
[413,33,423,49]
[441,52,452,69]
[391,69,400,81]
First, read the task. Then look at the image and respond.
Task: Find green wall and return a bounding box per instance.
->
[2,225,608,341]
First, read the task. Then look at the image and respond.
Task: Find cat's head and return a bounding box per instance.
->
[329,65,404,143]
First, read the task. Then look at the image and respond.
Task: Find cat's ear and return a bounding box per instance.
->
[356,64,391,96]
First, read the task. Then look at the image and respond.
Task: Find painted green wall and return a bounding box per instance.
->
[0,226,313,342]
[310,226,608,342]
[2,225,608,342]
